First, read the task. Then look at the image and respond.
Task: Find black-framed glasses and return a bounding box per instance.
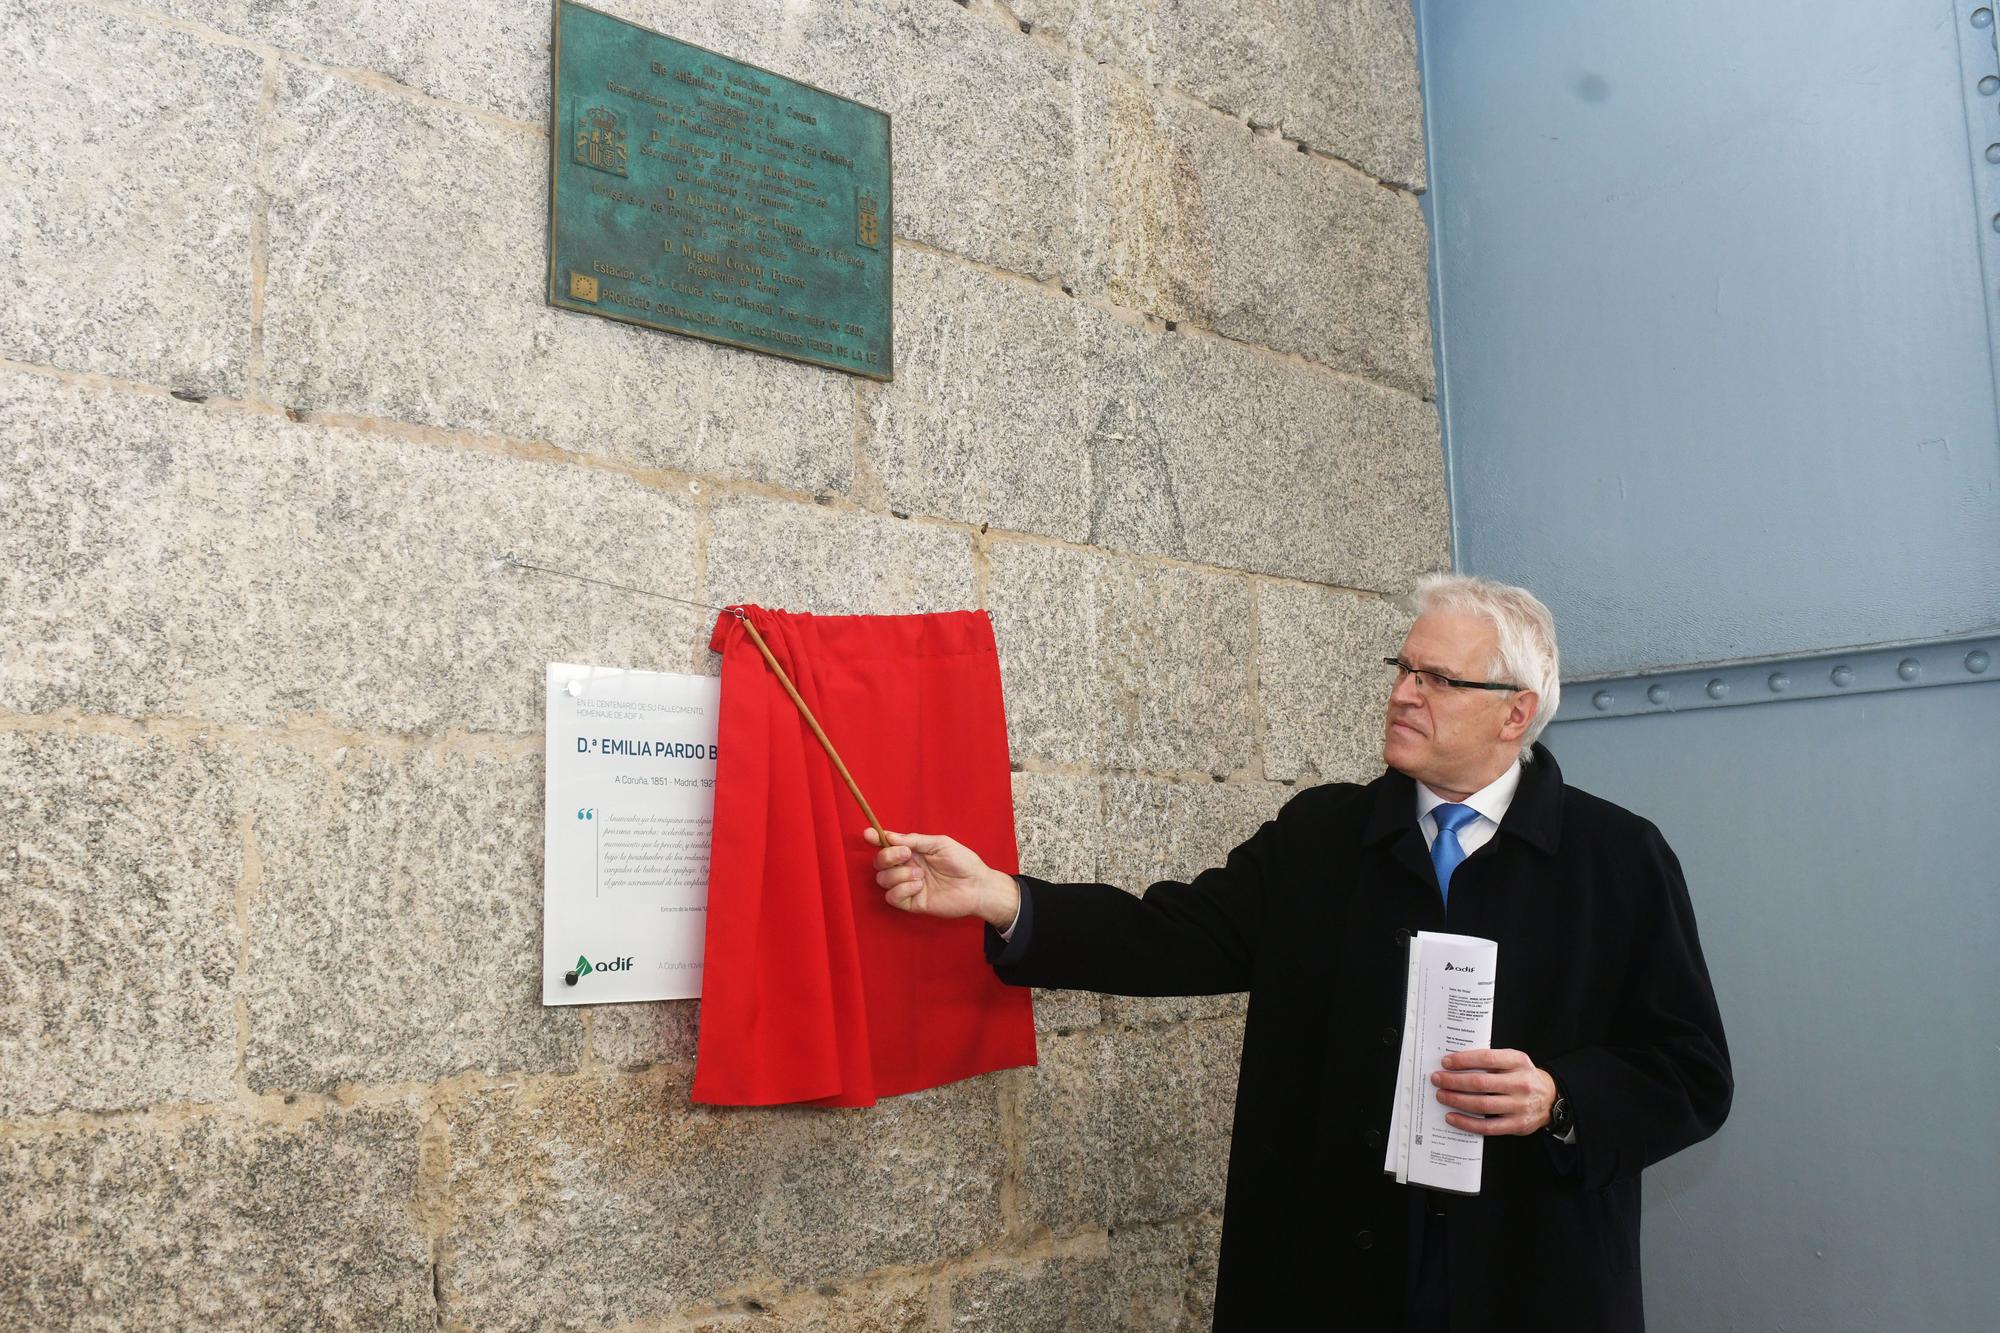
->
[1383,657,1523,694]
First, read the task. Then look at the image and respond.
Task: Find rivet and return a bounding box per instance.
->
[564,969,579,986]
[1988,144,2000,164]
[1767,671,1790,692]
[1705,678,1728,700]
[1975,7,1994,28]
[1592,690,1614,711]
[1968,650,1991,674]
[1984,75,2000,95]
[1897,657,1921,682]
[566,679,584,698]
[1646,684,1668,705]
[1830,665,1854,687]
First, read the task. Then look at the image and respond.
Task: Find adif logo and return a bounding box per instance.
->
[564,954,634,986]
[1442,962,1475,973]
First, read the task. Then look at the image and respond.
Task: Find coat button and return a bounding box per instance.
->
[1354,1229,1375,1251]
[1365,1128,1383,1149]
[1380,1026,1398,1047]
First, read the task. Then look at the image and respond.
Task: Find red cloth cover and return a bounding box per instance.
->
[691,606,1036,1107]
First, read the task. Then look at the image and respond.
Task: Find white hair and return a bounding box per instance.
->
[1405,573,1561,761]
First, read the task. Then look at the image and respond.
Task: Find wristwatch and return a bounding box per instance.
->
[1546,1081,1574,1138]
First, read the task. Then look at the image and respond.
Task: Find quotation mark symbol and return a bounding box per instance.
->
[577,808,594,821]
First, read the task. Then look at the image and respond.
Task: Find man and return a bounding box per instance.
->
[866,574,1731,1331]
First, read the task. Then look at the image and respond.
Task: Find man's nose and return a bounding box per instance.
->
[1389,670,1425,707]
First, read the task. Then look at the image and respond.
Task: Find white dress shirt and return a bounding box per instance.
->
[1415,759,1522,860]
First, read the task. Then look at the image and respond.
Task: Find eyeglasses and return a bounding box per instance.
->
[1383,657,1523,694]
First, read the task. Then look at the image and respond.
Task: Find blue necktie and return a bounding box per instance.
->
[1430,803,1481,904]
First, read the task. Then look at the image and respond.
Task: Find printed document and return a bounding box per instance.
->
[1384,931,1500,1195]
[542,663,719,1005]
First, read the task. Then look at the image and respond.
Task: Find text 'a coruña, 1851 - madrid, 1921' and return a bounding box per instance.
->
[546,0,893,378]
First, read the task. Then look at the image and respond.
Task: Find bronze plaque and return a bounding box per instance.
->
[547,0,893,378]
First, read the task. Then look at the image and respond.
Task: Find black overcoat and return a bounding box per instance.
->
[991,745,1731,1331]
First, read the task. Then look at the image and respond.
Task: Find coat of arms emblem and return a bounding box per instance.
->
[573,104,628,177]
[855,187,881,249]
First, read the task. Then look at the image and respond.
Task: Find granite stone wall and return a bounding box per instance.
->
[0,1,1444,1328]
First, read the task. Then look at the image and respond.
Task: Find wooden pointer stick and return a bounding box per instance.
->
[734,613,891,848]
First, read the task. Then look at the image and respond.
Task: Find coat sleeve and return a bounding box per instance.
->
[1544,827,1734,1189]
[987,791,1319,997]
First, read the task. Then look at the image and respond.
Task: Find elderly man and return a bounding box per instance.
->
[867,574,1731,1332]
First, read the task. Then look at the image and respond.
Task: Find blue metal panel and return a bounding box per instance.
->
[1546,685,2000,1329]
[1414,2,2000,1326]
[1417,0,2000,676]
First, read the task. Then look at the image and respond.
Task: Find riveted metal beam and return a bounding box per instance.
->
[1957,0,2000,402]
[1554,632,2000,723]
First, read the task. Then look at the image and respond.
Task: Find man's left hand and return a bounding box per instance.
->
[1431,1048,1557,1136]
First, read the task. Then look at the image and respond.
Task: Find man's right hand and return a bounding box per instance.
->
[865,828,1020,929]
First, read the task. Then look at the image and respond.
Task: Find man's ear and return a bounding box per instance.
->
[1499,690,1539,743]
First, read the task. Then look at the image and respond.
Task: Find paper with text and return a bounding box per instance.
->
[542,663,720,1005]
[1383,931,1500,1195]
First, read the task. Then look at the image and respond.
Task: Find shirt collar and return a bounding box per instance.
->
[1415,759,1523,829]
[1363,744,1563,854]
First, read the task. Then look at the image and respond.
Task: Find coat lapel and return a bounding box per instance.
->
[1360,765,1441,904]
[1492,742,1563,856]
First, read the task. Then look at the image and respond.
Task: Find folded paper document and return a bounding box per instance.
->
[1384,931,1499,1195]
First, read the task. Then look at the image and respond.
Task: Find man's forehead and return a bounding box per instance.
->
[1399,612,1495,668]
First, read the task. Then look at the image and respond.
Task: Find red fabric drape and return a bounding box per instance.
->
[691,606,1036,1107]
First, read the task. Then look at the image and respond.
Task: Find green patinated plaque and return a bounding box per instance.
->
[547,0,893,378]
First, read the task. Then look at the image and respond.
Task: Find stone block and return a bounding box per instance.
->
[705,494,977,615]
[1258,583,1409,784]
[948,1224,1194,1331]
[1278,0,1427,189]
[677,1279,934,1333]
[987,542,1256,774]
[1185,1211,1224,1329]
[0,3,259,394]
[588,998,700,1072]
[792,0,1104,288]
[1018,1018,1242,1233]
[440,1071,1006,1329]
[986,543,1098,768]
[0,1105,430,1329]
[261,64,851,491]
[1096,776,1287,1025]
[1018,0,1285,131]
[159,0,788,128]
[1010,770,1099,883]
[0,370,708,733]
[1031,987,1103,1037]
[237,742,581,1093]
[1104,989,1246,1027]
[1096,78,1433,397]
[1009,0,1425,189]
[1004,0,1146,71]
[1096,775,1287,897]
[0,731,238,1117]
[1084,313,1448,588]
[858,249,1089,540]
[1011,771,1104,1031]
